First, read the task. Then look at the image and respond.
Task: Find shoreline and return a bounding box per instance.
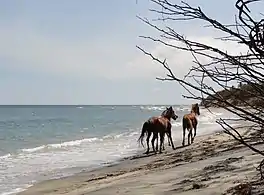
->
[0,106,233,195]
[18,125,264,195]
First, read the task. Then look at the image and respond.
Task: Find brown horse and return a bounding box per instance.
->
[138,106,178,154]
[182,103,200,146]
[158,108,175,151]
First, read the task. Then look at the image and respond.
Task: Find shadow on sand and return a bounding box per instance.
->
[129,145,188,160]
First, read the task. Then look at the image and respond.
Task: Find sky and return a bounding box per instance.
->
[0,0,262,105]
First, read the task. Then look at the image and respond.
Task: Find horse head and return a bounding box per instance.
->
[166,106,178,120]
[192,103,200,116]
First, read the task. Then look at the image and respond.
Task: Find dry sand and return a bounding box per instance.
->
[19,127,264,195]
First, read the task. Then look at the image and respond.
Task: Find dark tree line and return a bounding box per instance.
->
[137,0,264,179]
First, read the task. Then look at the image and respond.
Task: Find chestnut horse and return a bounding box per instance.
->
[159,108,175,150]
[138,106,178,154]
[182,103,200,146]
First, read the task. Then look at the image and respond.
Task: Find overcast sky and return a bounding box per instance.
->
[0,0,261,105]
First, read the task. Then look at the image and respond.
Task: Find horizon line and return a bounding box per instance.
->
[0,104,190,106]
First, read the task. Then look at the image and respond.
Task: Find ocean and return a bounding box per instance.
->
[0,105,238,195]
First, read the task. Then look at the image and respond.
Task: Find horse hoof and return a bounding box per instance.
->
[144,151,149,154]
[173,147,176,150]
[159,151,163,154]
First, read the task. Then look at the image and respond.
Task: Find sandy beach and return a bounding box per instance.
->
[18,126,264,195]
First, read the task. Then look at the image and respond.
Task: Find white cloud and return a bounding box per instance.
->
[126,35,248,79]
[0,23,249,82]
[0,23,136,79]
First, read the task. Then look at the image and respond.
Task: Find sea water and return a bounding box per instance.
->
[0,105,238,194]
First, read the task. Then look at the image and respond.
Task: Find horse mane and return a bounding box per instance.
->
[161,108,168,117]
[191,104,195,111]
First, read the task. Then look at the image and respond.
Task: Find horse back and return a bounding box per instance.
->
[147,116,159,124]
[148,116,169,130]
[182,115,192,129]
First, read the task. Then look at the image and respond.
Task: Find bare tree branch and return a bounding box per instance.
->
[137,0,264,179]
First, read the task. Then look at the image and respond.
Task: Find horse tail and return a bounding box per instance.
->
[138,121,150,148]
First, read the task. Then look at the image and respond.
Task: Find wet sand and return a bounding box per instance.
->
[19,126,264,195]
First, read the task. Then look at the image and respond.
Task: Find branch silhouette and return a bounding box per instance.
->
[137,0,264,179]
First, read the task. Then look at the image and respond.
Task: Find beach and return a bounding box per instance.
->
[2,0,264,193]
[18,125,264,195]
[1,105,237,194]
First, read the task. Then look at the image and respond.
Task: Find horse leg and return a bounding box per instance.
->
[167,130,175,150]
[182,127,186,146]
[187,130,190,145]
[162,133,167,150]
[144,131,151,154]
[167,133,171,146]
[155,132,160,151]
[188,119,194,145]
[188,129,193,145]
[190,119,197,143]
[193,122,197,142]
[162,134,166,150]
[159,132,165,153]
[152,133,158,154]
[192,125,196,143]
[190,129,193,144]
